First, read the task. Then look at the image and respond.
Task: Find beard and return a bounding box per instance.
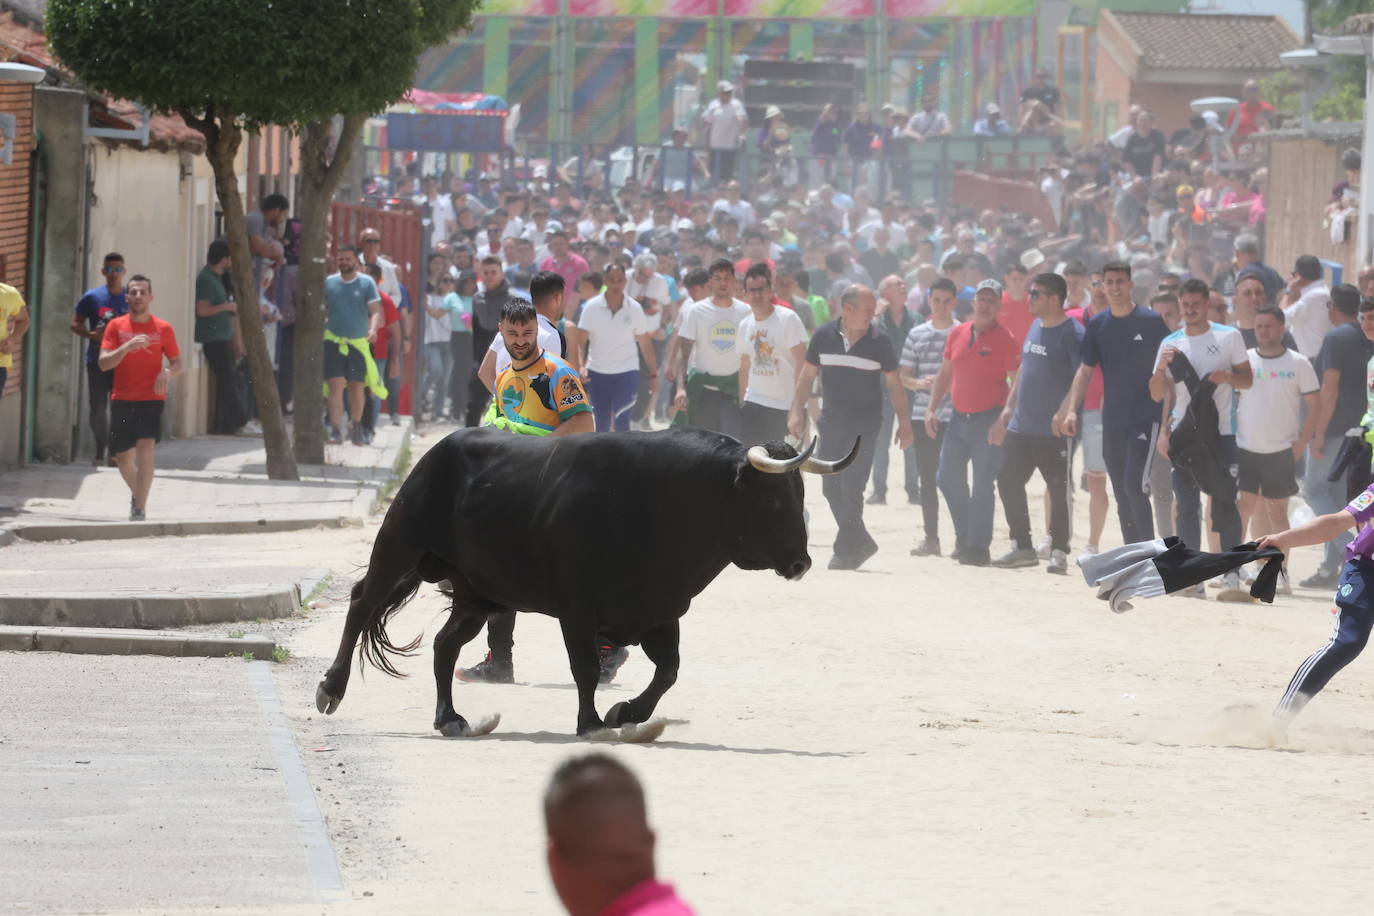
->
[508,343,536,362]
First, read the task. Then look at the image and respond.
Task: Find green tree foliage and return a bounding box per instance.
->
[48,0,479,474]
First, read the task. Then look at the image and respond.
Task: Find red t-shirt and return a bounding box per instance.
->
[101,314,180,401]
[736,257,777,278]
[1066,307,1104,410]
[1226,100,1273,141]
[943,319,1019,414]
[999,294,1033,348]
[372,291,401,359]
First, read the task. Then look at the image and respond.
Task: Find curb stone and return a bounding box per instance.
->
[0,586,300,629]
[0,625,275,659]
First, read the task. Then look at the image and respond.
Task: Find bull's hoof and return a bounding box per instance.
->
[436,713,501,738]
[585,718,668,744]
[604,701,634,728]
[315,683,341,715]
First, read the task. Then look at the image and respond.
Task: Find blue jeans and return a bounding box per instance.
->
[587,369,639,432]
[421,341,451,417]
[937,408,1004,554]
[1304,436,1354,573]
[871,387,918,500]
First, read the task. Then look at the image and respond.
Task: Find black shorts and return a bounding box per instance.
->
[1237,447,1299,498]
[323,342,367,383]
[109,399,164,454]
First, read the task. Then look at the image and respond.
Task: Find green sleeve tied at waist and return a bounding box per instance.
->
[323,329,388,400]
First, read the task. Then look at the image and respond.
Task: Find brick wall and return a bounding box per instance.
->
[0,79,32,402]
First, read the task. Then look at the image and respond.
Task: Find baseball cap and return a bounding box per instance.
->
[669,180,687,192]
[717,80,734,93]
[1020,249,1046,271]
[976,278,1004,295]
[1177,184,1195,197]
[765,104,782,119]
[984,103,1000,116]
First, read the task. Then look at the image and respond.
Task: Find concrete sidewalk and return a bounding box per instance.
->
[0,655,342,911]
[0,420,414,632]
[0,419,411,543]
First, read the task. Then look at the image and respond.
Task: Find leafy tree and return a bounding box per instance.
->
[48,0,478,474]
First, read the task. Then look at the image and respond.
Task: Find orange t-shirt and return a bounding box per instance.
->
[101,314,180,401]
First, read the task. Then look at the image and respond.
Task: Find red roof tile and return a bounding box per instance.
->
[1105,11,1301,72]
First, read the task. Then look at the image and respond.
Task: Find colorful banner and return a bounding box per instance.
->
[475,0,1034,15]
[885,0,1035,14]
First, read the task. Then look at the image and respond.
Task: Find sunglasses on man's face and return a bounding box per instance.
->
[103,266,126,274]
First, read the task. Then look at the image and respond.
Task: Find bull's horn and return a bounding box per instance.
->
[746,437,818,474]
[802,437,861,475]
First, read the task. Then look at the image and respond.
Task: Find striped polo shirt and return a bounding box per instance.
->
[805,319,897,424]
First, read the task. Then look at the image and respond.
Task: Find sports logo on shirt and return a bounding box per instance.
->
[708,322,738,354]
[1351,490,1374,512]
[557,375,585,407]
[1341,583,1353,598]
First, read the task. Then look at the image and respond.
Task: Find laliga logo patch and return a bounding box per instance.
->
[1352,491,1374,511]
[1341,584,1354,598]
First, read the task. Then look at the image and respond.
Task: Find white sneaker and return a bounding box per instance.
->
[1207,576,1223,589]
[1239,563,1256,585]
[1082,543,1099,556]
[1217,571,1253,603]
[1179,582,1208,599]
[237,419,263,436]
[1035,535,1052,560]
[1277,569,1292,595]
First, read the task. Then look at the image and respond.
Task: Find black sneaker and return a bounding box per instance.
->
[598,645,630,684]
[129,507,146,522]
[992,547,1039,568]
[350,425,367,446]
[327,426,343,445]
[454,652,514,684]
[958,548,991,567]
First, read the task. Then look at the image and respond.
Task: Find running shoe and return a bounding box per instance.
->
[454,651,514,684]
[1217,571,1253,603]
[1046,549,1068,575]
[866,491,886,505]
[1277,569,1292,596]
[910,538,942,557]
[350,425,367,446]
[327,426,343,445]
[129,507,145,522]
[992,547,1039,568]
[1179,583,1207,599]
[598,645,630,684]
[1035,535,1053,560]
[1082,543,1099,556]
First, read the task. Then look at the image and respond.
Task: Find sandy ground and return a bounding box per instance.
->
[14,424,1374,914]
[257,428,1374,914]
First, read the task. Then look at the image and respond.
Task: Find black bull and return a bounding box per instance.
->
[316,427,858,736]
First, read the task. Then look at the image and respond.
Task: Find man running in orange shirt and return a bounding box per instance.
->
[99,275,182,520]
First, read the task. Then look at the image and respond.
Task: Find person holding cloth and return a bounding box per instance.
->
[99,275,181,521]
[1149,278,1252,600]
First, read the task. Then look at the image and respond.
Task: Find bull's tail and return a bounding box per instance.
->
[355,569,425,679]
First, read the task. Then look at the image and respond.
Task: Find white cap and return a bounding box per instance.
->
[717,80,735,93]
[1020,248,1046,270]
[669,180,687,192]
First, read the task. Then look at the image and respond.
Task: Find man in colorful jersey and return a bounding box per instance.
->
[1260,482,1374,725]
[457,299,608,685]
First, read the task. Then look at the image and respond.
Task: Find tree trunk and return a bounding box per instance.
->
[292,115,365,465]
[200,114,299,480]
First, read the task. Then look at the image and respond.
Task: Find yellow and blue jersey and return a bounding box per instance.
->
[493,350,592,433]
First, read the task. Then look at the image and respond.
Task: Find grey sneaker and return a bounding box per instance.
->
[1217,571,1253,603]
[910,538,942,557]
[1046,549,1068,575]
[130,507,146,522]
[992,547,1039,568]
